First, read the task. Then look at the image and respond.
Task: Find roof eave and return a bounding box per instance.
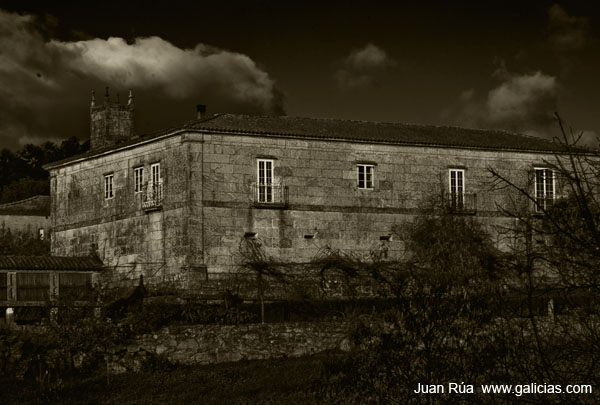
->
[43,125,573,171]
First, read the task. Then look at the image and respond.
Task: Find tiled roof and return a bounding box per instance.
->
[0,256,103,271]
[0,195,50,216]
[190,114,566,152]
[45,113,571,169]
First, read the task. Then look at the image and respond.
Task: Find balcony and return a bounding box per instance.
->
[534,196,556,213]
[251,183,288,208]
[142,181,163,211]
[447,192,477,214]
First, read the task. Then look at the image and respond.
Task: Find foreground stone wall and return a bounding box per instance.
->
[108,321,351,373]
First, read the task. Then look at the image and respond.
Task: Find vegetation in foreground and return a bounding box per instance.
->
[0,354,329,405]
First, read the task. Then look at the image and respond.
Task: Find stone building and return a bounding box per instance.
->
[45,93,566,294]
[0,195,51,241]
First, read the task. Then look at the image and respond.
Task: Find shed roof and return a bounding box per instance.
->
[0,195,50,216]
[0,256,103,271]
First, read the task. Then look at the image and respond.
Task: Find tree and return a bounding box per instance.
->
[0,227,50,256]
[0,137,89,203]
[237,237,287,323]
[488,114,600,402]
[319,200,506,403]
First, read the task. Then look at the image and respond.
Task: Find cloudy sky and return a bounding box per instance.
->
[1,1,599,150]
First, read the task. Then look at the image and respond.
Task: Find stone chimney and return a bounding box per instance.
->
[196,104,207,120]
[90,87,135,150]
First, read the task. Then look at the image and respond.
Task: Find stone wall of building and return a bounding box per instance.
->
[51,135,192,287]
[190,131,559,278]
[90,97,134,151]
[108,321,351,373]
[0,196,50,239]
[0,215,49,239]
[50,128,561,294]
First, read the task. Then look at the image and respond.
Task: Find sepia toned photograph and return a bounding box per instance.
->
[0,1,599,403]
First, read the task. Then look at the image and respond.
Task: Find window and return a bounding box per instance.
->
[449,169,465,208]
[150,163,161,186]
[38,228,44,240]
[104,174,114,199]
[534,168,555,212]
[134,167,144,193]
[257,159,273,203]
[357,164,374,189]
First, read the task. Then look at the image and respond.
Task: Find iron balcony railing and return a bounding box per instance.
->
[142,181,163,211]
[534,196,555,213]
[448,192,477,214]
[251,183,288,207]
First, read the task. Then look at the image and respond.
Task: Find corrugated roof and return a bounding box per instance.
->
[0,256,103,271]
[0,195,50,216]
[45,113,572,169]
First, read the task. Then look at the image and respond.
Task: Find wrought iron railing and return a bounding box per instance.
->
[448,192,477,213]
[534,196,555,213]
[142,181,163,211]
[251,183,288,207]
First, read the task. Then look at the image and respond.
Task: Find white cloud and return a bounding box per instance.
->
[52,37,279,111]
[335,43,395,89]
[344,43,394,71]
[486,72,558,127]
[0,8,283,150]
[447,71,559,135]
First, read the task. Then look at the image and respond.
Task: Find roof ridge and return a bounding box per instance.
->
[0,195,50,209]
[215,113,557,141]
[45,112,577,170]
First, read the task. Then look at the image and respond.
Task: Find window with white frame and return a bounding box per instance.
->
[257,159,273,202]
[150,163,161,186]
[357,164,374,189]
[449,169,465,207]
[134,167,144,193]
[104,174,114,199]
[534,168,555,212]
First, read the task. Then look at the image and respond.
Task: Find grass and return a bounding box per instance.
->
[1,354,334,404]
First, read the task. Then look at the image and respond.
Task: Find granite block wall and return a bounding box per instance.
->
[192,132,559,278]
[108,321,351,373]
[50,129,560,294]
[51,136,192,287]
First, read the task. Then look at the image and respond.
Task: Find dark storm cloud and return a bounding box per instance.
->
[0,9,284,150]
[547,4,590,52]
[334,43,395,89]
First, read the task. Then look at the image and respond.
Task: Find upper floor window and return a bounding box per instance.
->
[150,163,161,186]
[257,159,274,203]
[449,169,464,206]
[534,168,555,212]
[357,164,374,189]
[134,167,144,193]
[104,174,114,199]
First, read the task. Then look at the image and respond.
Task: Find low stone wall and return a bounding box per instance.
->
[108,321,351,373]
